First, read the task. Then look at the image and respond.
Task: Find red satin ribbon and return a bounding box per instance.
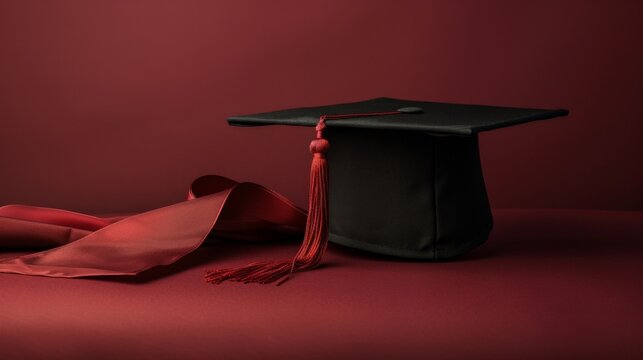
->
[0,175,306,277]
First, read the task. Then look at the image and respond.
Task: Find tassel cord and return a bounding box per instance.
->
[205,110,404,285]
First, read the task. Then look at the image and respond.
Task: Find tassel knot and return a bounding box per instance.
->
[309,138,329,154]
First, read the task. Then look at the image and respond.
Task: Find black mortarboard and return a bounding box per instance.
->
[206,97,568,284]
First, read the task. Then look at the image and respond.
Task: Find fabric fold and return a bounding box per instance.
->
[0,175,306,278]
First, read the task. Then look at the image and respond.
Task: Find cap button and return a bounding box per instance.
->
[397,107,423,114]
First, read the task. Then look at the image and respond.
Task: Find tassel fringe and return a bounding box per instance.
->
[205,130,329,285]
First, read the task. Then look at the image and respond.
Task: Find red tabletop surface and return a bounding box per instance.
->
[1,209,642,359]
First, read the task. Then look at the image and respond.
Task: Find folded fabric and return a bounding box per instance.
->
[0,175,306,277]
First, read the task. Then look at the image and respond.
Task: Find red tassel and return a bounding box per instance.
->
[205,110,407,285]
[205,118,330,285]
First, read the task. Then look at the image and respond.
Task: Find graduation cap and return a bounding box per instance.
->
[205,97,568,285]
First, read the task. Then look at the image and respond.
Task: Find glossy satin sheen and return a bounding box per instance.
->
[0,175,306,277]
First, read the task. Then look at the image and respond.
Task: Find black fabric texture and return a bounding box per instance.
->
[228,97,569,136]
[325,127,491,259]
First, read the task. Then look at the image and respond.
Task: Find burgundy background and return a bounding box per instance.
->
[0,0,641,214]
